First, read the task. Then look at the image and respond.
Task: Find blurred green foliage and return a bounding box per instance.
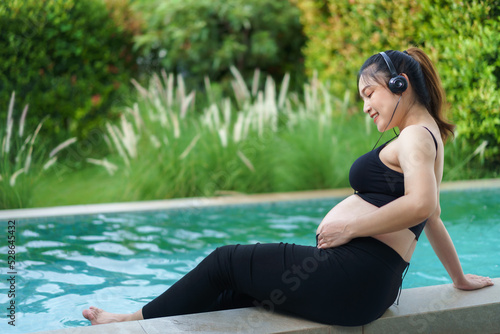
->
[295,0,500,163]
[417,0,500,161]
[0,0,139,142]
[133,0,306,90]
[292,0,420,95]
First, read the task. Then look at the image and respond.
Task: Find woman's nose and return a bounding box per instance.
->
[363,102,371,114]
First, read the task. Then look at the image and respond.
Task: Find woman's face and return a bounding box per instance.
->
[358,75,401,132]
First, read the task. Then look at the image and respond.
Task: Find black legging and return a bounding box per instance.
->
[142,237,408,326]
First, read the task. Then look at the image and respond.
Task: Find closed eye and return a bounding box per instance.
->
[360,85,374,99]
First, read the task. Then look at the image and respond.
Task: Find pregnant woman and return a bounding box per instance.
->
[83,47,493,326]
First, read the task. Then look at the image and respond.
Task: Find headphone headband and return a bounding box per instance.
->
[379,52,398,78]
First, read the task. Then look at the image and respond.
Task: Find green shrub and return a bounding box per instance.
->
[0,0,139,142]
[295,0,500,164]
[133,0,306,91]
[293,0,419,96]
[416,0,500,162]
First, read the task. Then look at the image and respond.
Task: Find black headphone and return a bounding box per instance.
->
[379,52,408,94]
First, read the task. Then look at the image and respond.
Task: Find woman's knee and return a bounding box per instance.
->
[212,244,239,257]
[206,244,241,268]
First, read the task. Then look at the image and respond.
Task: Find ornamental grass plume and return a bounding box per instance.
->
[0,92,77,209]
[86,158,119,176]
[89,67,359,199]
[101,70,199,171]
[99,67,336,178]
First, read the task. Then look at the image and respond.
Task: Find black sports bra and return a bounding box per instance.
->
[349,127,438,240]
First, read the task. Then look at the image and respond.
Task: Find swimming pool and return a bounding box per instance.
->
[1,187,499,333]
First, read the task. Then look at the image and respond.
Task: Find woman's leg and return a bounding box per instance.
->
[83,243,283,325]
[141,242,339,320]
[84,238,407,326]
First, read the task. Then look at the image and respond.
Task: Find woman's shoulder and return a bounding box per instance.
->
[396,125,440,159]
[398,124,439,144]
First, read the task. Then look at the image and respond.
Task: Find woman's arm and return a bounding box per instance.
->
[317,126,438,247]
[424,209,494,290]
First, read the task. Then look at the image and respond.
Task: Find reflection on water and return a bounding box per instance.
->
[0,188,499,333]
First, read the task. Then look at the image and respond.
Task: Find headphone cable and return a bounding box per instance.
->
[371,95,402,151]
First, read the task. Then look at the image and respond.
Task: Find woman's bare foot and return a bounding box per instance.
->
[82,306,143,325]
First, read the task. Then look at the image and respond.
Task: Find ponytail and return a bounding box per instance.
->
[405,47,455,142]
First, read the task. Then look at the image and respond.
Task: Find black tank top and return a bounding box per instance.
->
[349,127,438,240]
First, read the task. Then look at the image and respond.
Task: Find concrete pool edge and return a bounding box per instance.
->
[30,277,500,334]
[2,178,500,220]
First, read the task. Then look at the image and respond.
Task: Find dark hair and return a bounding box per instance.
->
[358,47,455,142]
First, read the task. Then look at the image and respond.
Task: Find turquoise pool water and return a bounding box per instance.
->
[1,187,499,333]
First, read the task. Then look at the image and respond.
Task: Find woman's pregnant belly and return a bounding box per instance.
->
[317,195,417,262]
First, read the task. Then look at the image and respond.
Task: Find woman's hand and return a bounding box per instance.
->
[453,274,494,291]
[316,218,355,249]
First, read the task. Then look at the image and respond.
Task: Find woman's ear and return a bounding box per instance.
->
[400,73,411,95]
[400,73,410,82]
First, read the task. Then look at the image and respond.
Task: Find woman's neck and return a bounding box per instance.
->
[397,104,435,131]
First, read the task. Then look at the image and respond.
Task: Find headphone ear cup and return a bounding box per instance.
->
[388,75,408,94]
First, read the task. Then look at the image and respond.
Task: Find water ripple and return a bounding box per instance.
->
[87,242,135,255]
[36,283,64,294]
[24,241,68,248]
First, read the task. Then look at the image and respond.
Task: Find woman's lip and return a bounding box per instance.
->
[373,114,379,123]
